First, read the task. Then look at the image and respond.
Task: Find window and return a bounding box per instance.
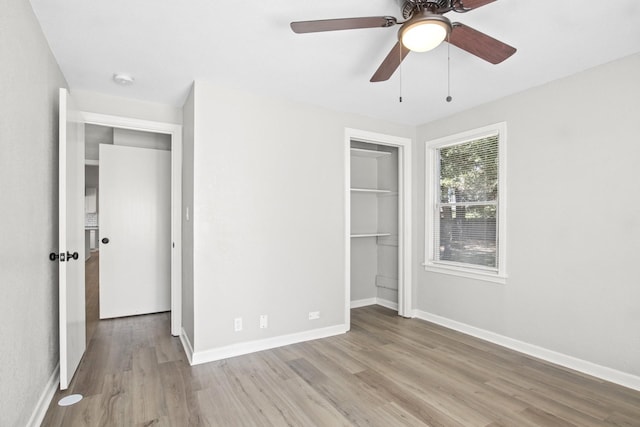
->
[424,122,507,283]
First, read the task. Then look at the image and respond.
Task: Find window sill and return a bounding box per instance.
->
[422,262,507,285]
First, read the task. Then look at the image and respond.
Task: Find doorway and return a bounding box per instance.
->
[82,113,182,336]
[345,128,412,326]
[83,129,101,342]
[84,124,174,326]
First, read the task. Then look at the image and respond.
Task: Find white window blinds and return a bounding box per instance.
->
[435,134,499,270]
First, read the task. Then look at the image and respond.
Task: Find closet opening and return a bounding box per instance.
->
[350,142,399,310]
[345,129,412,326]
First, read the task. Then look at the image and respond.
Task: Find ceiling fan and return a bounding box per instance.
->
[290,0,516,82]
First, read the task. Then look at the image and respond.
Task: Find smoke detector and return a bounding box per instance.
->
[112,73,134,86]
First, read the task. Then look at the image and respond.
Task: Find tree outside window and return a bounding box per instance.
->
[437,136,498,268]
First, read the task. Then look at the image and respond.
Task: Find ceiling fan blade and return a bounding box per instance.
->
[457,0,497,10]
[449,23,516,64]
[370,42,410,82]
[291,16,397,34]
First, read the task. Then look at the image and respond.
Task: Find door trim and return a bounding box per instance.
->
[344,128,412,326]
[81,112,183,336]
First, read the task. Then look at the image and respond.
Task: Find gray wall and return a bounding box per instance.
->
[85,164,99,215]
[181,86,195,344]
[85,165,99,189]
[188,81,412,352]
[350,153,379,301]
[0,0,67,425]
[376,149,399,303]
[113,127,171,151]
[84,124,113,161]
[414,52,640,376]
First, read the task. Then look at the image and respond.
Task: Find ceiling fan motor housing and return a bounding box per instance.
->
[402,0,452,18]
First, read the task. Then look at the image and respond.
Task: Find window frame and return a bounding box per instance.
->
[423,122,507,284]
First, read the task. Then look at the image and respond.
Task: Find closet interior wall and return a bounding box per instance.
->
[350,141,399,308]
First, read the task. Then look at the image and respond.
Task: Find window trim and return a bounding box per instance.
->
[423,122,507,284]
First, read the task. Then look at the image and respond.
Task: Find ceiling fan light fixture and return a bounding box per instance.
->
[399,12,451,52]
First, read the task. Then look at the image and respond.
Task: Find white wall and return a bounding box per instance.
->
[73,89,182,124]
[414,52,640,377]
[187,81,412,355]
[0,1,68,425]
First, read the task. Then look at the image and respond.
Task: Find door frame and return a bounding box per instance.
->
[344,128,412,326]
[82,112,183,336]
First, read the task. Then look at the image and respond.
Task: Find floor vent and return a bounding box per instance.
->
[58,394,83,407]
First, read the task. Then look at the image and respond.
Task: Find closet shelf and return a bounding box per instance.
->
[350,233,392,238]
[350,188,392,194]
[350,148,392,158]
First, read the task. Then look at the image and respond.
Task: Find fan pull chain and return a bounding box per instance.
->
[446,33,452,103]
[399,43,403,103]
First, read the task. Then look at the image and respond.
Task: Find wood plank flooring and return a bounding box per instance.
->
[42,306,640,426]
[85,250,100,343]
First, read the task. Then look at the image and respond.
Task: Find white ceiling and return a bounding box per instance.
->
[30,0,640,126]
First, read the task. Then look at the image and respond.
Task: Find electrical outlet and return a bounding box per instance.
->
[260,314,268,329]
[234,317,243,332]
[308,311,320,320]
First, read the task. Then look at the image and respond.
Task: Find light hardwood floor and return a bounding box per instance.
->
[42,305,640,426]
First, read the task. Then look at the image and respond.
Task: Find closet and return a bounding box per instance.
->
[350,140,399,309]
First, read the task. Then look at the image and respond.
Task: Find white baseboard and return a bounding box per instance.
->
[350,298,377,308]
[180,327,195,365]
[27,363,59,427]
[413,310,640,392]
[351,297,398,311]
[188,324,348,366]
[376,298,399,311]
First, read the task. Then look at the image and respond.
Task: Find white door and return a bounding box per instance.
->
[58,88,86,390]
[99,144,171,318]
